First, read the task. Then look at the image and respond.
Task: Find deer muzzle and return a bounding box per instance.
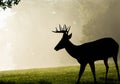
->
[54,47,59,51]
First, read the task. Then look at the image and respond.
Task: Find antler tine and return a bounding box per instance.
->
[63,24,67,31]
[59,24,62,31]
[67,26,71,33]
[52,27,58,33]
[53,24,71,33]
[56,27,58,32]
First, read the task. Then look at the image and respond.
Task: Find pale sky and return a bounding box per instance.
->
[0,0,119,70]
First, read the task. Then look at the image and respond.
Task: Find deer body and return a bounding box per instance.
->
[63,38,118,63]
[53,25,120,84]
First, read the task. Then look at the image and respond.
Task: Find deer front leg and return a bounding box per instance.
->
[89,62,97,84]
[76,63,87,84]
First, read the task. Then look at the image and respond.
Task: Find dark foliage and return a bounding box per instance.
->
[0,0,20,10]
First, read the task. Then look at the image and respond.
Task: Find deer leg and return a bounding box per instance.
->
[113,56,120,81]
[89,62,97,84]
[104,59,109,82]
[76,63,87,84]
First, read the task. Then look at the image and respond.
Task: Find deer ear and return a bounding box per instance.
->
[68,33,72,39]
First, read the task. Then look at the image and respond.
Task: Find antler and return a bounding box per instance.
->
[53,24,71,34]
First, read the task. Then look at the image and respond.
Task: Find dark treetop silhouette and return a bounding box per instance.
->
[53,24,120,84]
[0,0,20,9]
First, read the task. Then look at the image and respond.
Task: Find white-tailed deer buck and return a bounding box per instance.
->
[53,24,120,84]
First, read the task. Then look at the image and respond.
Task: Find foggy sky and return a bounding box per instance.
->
[82,0,120,42]
[0,0,119,70]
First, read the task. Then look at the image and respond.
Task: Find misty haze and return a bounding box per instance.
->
[0,0,119,71]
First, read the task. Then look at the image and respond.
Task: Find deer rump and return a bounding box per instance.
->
[74,38,119,63]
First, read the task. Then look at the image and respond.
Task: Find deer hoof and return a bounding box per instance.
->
[76,81,80,84]
[119,77,120,81]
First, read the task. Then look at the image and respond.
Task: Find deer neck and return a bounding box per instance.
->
[65,40,77,58]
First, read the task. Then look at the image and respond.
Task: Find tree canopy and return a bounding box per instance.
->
[0,0,20,9]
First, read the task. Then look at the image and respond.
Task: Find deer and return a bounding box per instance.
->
[53,24,120,84]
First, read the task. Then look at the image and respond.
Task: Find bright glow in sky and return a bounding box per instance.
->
[0,9,15,29]
[0,8,15,70]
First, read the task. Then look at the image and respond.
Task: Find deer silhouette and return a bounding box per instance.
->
[53,24,120,84]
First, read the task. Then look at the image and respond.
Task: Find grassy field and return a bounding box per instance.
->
[0,62,119,84]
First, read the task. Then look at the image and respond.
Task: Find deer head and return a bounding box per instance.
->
[53,24,72,51]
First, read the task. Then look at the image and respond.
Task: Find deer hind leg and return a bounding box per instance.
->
[104,59,109,82]
[76,63,87,84]
[89,62,97,84]
[113,56,120,81]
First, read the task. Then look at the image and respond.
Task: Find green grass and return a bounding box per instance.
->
[0,62,119,84]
